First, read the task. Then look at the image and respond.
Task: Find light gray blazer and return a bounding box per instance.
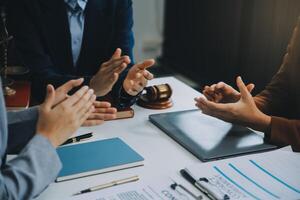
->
[0,84,62,200]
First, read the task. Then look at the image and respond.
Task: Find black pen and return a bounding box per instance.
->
[61,132,93,146]
[180,169,230,200]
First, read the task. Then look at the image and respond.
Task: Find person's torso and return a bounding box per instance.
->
[29,0,122,76]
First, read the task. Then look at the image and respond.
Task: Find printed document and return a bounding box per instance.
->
[186,149,300,200]
[67,178,198,200]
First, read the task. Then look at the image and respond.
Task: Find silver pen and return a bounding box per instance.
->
[73,175,139,196]
[195,178,229,200]
[170,179,203,200]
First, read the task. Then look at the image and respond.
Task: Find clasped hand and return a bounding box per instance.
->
[194,76,271,132]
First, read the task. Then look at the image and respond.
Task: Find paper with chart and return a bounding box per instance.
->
[67,177,198,200]
[186,149,300,200]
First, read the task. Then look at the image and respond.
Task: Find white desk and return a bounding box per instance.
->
[37,77,205,199]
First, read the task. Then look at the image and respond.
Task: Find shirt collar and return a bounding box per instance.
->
[64,0,88,11]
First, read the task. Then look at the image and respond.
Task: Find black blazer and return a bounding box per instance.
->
[7,0,136,106]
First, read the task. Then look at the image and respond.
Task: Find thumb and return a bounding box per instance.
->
[246,83,255,93]
[43,84,55,110]
[236,76,252,100]
[111,48,122,59]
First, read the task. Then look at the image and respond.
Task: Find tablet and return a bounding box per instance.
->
[149,110,277,162]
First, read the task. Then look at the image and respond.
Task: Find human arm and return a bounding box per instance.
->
[0,83,95,199]
[196,76,300,151]
[0,134,62,200]
[6,107,39,154]
[92,0,154,108]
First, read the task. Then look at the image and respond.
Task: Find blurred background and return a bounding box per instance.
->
[133,0,300,94]
[3,0,300,93]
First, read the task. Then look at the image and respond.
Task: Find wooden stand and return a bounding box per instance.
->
[5,81,31,110]
[137,84,173,110]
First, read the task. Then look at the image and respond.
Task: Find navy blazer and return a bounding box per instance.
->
[7,0,136,106]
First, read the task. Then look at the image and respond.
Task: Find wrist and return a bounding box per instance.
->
[122,81,137,96]
[251,112,271,132]
[37,130,59,148]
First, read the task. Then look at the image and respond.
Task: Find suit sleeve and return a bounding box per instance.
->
[6,107,39,154]
[109,0,141,109]
[0,134,62,200]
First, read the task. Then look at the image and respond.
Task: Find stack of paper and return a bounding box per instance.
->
[186,149,300,200]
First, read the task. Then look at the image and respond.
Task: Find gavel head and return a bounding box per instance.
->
[145,83,172,102]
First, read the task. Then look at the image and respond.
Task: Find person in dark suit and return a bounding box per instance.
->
[7,0,154,108]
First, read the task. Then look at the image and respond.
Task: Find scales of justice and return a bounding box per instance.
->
[0,6,28,96]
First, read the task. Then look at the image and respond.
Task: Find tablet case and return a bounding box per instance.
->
[149,110,277,162]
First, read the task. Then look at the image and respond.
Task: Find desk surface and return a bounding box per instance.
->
[37,77,204,199]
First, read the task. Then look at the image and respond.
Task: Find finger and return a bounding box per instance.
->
[209,84,217,93]
[143,70,154,80]
[111,48,122,59]
[215,82,227,93]
[82,119,105,127]
[58,78,84,93]
[198,97,228,112]
[205,84,217,101]
[107,58,129,71]
[202,89,215,101]
[87,113,117,121]
[77,95,96,119]
[103,56,130,68]
[63,86,89,106]
[236,76,251,99]
[111,73,119,85]
[113,62,128,74]
[133,59,155,71]
[94,107,117,114]
[74,89,95,112]
[93,101,112,108]
[43,84,55,110]
[246,83,255,93]
[79,105,95,126]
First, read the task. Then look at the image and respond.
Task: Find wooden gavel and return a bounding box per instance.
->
[137,83,173,109]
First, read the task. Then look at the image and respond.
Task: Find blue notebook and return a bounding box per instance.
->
[56,138,144,182]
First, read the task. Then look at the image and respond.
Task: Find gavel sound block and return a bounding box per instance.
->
[137,84,173,109]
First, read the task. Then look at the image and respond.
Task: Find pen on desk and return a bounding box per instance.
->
[61,132,93,146]
[180,169,230,200]
[170,180,203,200]
[73,175,139,196]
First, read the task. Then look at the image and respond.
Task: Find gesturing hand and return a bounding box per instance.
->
[37,85,96,147]
[203,81,255,103]
[82,101,117,126]
[195,76,271,132]
[52,78,84,106]
[123,59,155,96]
[90,48,131,96]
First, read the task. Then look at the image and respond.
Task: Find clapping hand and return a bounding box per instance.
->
[37,85,96,147]
[123,59,155,96]
[49,78,117,127]
[90,48,131,96]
